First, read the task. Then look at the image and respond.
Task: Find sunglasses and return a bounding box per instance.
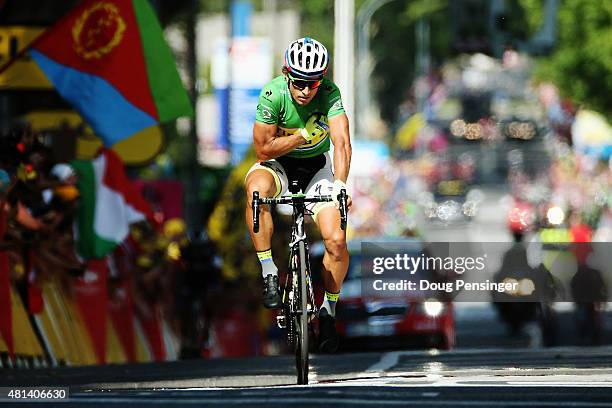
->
[289,77,322,91]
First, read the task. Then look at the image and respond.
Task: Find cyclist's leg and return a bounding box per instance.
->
[313,205,347,352]
[314,206,349,295]
[245,161,287,309]
[305,154,346,351]
[245,169,277,251]
[304,153,349,297]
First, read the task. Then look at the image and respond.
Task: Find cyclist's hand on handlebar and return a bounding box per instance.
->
[343,195,353,210]
[333,179,352,210]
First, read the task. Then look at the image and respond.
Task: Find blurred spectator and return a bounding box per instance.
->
[493,231,558,347]
[0,122,225,362]
[167,223,221,358]
[570,244,607,346]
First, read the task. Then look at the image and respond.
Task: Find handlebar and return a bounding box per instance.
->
[252,191,260,233]
[338,189,348,230]
[252,189,348,233]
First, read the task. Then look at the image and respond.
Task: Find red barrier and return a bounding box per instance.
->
[136,303,165,362]
[0,207,14,361]
[73,259,109,364]
[108,278,136,363]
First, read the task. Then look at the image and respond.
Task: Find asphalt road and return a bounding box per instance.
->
[2,347,612,407]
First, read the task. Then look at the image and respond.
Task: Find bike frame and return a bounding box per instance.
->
[252,187,347,385]
[287,194,317,318]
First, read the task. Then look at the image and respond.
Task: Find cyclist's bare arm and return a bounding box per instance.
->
[253,122,305,161]
[329,113,352,183]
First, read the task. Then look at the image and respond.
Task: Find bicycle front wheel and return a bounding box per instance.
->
[295,240,309,385]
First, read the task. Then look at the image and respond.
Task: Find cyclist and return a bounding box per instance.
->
[245,37,352,353]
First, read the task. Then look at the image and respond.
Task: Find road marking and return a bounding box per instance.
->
[365,346,612,374]
[310,366,318,383]
[67,397,612,406]
[366,349,447,373]
[305,374,612,389]
[507,382,612,387]
[366,351,402,372]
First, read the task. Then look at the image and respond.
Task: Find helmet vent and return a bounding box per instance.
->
[283,37,328,78]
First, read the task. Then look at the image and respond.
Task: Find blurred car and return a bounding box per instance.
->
[419,182,484,224]
[417,153,484,224]
[310,237,455,350]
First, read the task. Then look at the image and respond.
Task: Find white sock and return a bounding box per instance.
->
[320,291,340,317]
[257,249,278,278]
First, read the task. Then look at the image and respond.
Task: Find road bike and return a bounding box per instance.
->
[252,181,347,385]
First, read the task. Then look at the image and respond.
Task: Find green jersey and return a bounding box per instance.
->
[255,75,345,158]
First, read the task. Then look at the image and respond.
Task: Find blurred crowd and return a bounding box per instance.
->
[348,52,612,347]
[0,125,82,284]
[350,51,611,245]
[507,83,612,242]
[0,124,221,360]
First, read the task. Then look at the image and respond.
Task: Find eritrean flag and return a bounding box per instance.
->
[29,0,193,147]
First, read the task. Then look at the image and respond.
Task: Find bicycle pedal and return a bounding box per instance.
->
[276,315,287,329]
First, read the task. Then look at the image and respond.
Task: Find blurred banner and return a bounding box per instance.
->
[0,26,52,89]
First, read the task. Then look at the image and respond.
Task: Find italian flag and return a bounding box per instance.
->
[72,149,153,259]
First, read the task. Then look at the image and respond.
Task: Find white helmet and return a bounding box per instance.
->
[284,37,329,80]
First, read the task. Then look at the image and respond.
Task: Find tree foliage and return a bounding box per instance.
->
[369,0,452,124]
[518,0,545,35]
[298,0,334,50]
[531,0,612,118]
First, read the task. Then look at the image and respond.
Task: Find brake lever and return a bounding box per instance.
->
[252,191,260,233]
[338,188,348,231]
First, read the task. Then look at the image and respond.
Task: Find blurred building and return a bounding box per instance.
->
[192,9,299,167]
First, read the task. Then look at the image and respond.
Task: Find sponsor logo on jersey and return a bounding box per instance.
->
[296,113,329,151]
[331,99,343,111]
[261,108,272,120]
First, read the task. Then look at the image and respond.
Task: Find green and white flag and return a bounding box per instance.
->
[72,149,153,259]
